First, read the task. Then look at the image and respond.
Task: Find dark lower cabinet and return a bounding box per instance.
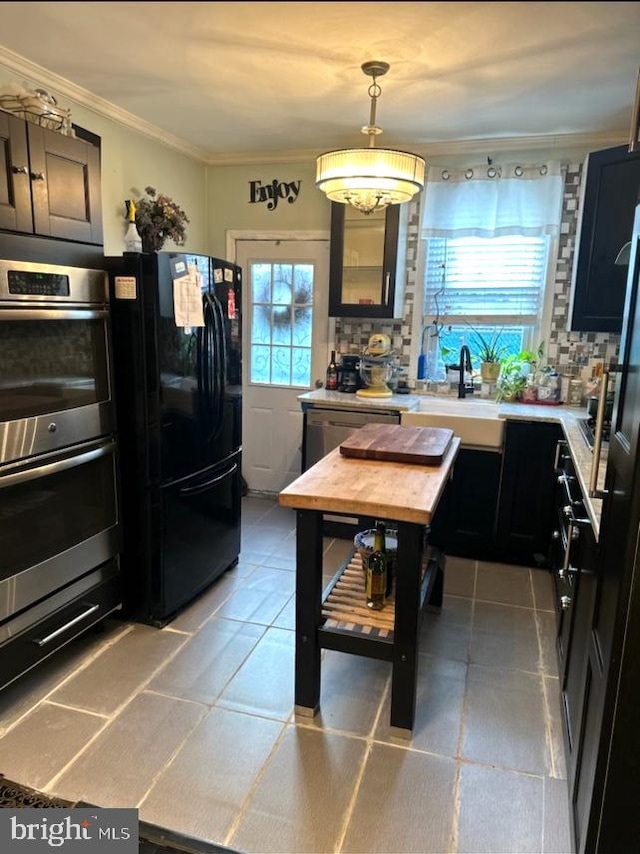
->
[428,448,502,560]
[430,421,561,566]
[495,420,562,566]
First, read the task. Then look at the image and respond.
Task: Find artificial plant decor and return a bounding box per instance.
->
[132,186,189,252]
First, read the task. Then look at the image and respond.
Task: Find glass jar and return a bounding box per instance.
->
[568,378,583,406]
[522,374,538,403]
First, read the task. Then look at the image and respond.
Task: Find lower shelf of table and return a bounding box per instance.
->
[318,547,443,660]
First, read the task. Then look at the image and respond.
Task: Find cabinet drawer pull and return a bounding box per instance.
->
[560,595,572,610]
[12,165,29,175]
[384,272,390,304]
[30,171,45,181]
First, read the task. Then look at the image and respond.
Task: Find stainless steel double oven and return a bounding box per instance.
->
[0,258,122,690]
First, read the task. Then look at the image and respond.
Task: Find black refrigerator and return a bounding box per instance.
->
[107,251,242,626]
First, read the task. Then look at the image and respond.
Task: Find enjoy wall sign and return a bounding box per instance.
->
[249,179,301,211]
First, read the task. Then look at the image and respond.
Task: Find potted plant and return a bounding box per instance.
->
[467,326,506,382]
[496,354,527,402]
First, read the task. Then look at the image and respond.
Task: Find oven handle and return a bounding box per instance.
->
[33,604,100,647]
[589,369,612,499]
[0,309,108,321]
[0,443,115,489]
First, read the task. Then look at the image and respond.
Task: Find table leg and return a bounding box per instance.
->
[390,520,424,730]
[294,509,323,717]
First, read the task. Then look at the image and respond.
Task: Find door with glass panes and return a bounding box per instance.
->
[236,239,329,493]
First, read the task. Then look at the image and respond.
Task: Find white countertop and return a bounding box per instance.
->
[297,389,422,412]
[298,389,604,536]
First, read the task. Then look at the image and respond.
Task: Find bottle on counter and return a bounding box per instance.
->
[366,523,387,610]
[325,350,338,390]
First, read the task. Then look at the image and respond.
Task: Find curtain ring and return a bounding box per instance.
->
[539,165,548,176]
[487,166,497,178]
[441,170,450,181]
[514,165,524,177]
[465,168,474,180]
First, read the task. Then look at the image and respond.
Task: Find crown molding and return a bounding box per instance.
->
[207,130,627,166]
[0,45,211,163]
[0,45,626,167]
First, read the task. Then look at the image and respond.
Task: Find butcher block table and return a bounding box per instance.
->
[279,427,461,731]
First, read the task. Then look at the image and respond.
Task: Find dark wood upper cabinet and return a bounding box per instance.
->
[329,201,407,318]
[569,144,640,333]
[0,111,33,233]
[0,109,102,245]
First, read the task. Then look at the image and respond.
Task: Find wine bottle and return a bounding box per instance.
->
[377,521,393,597]
[366,523,387,610]
[325,350,338,390]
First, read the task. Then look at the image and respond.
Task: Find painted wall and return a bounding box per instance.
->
[206,161,330,258]
[0,69,209,256]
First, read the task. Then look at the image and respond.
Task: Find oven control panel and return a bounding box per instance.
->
[7,270,70,297]
[0,259,107,304]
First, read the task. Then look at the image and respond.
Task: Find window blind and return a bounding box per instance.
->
[424,235,549,325]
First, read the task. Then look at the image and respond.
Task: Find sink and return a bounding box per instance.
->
[401,398,505,448]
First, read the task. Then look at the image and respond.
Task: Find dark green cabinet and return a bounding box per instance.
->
[570,144,640,333]
[0,109,102,245]
[329,201,407,318]
[495,420,562,566]
[428,448,502,560]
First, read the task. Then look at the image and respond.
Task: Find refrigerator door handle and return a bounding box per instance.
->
[203,294,219,440]
[202,295,217,428]
[178,462,238,495]
[197,301,206,400]
[205,292,226,442]
[212,292,227,422]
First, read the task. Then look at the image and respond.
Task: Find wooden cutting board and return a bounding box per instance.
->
[339,423,454,465]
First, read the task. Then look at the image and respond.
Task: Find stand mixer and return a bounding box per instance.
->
[357,333,395,398]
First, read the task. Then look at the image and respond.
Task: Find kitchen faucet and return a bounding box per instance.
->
[458,345,474,399]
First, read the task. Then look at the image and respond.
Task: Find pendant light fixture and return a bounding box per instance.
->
[316,61,426,216]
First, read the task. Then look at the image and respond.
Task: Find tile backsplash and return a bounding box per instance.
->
[333,165,621,378]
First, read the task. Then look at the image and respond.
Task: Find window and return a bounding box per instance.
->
[423,234,551,363]
[249,261,314,387]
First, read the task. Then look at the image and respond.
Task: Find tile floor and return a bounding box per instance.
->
[0,496,572,853]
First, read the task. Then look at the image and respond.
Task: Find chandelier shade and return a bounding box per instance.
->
[316,148,426,214]
[315,61,426,215]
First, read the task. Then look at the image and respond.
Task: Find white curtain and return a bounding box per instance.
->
[420,162,564,238]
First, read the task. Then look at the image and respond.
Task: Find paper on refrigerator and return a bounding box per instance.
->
[173,263,204,327]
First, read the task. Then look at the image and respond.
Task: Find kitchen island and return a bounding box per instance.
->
[279,433,460,731]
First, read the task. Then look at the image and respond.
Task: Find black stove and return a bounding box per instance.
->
[578,417,610,450]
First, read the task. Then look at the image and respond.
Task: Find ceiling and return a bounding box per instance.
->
[0,1,639,163]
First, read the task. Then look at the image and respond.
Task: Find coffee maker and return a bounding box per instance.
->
[338,354,362,393]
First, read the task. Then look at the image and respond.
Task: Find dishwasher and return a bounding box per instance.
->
[302,406,401,535]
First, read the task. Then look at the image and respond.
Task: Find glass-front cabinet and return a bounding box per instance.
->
[328,201,407,318]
